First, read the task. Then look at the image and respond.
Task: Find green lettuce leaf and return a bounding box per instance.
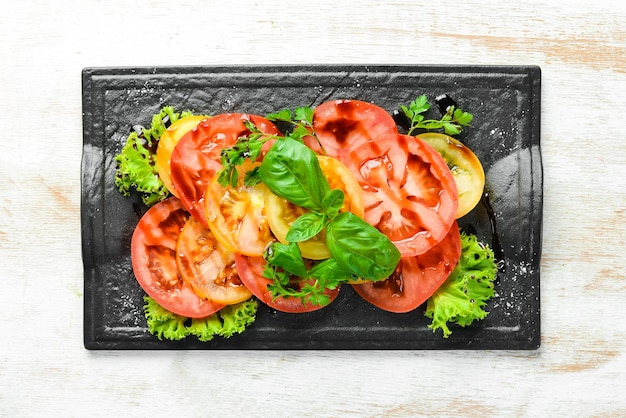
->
[143,296,190,341]
[424,232,499,338]
[187,299,259,341]
[143,296,258,342]
[114,106,192,206]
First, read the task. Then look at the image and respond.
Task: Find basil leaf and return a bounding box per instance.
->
[309,257,355,286]
[264,242,309,278]
[286,212,326,243]
[259,137,330,212]
[326,212,401,281]
[322,189,345,220]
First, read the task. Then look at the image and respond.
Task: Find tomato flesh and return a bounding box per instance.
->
[360,133,458,256]
[170,113,280,227]
[176,216,252,304]
[352,222,461,313]
[204,164,274,257]
[131,197,225,318]
[234,254,340,313]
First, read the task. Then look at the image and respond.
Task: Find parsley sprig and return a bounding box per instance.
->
[217,106,320,188]
[263,242,354,307]
[400,95,473,136]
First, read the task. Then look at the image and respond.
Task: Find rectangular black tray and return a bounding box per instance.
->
[82,65,542,349]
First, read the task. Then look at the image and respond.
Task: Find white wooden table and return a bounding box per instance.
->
[2,0,625,416]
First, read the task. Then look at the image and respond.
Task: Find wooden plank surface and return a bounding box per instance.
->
[1,0,625,416]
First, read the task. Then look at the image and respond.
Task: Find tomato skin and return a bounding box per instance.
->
[170,113,281,228]
[352,222,461,313]
[176,216,252,305]
[131,197,225,318]
[234,254,340,313]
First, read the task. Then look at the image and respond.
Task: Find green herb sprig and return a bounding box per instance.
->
[216,106,324,188]
[400,95,473,136]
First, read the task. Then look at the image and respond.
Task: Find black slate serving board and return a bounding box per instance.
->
[81,65,542,349]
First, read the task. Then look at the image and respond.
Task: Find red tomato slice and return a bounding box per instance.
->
[313,100,457,256]
[234,254,340,313]
[169,113,281,227]
[131,197,225,318]
[351,222,462,313]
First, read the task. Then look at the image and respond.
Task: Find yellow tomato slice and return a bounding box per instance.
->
[265,155,365,260]
[156,115,207,197]
[415,133,485,219]
[176,216,252,305]
[204,164,274,257]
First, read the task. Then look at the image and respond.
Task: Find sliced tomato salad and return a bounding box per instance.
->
[127,98,486,320]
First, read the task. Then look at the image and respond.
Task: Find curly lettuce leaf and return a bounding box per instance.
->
[424,232,499,338]
[188,299,259,341]
[115,106,192,206]
[143,296,190,341]
[143,296,258,342]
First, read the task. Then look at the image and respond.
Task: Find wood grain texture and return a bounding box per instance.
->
[1,0,626,416]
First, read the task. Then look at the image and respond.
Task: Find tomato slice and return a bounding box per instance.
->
[170,113,281,227]
[234,254,340,313]
[352,222,461,313]
[204,164,274,257]
[415,133,485,219]
[176,216,252,304]
[130,197,225,318]
[264,155,365,260]
[360,133,458,256]
[156,115,207,198]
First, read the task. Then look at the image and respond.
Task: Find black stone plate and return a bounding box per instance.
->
[82,65,542,350]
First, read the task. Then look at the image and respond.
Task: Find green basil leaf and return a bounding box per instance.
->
[259,137,330,211]
[309,257,355,286]
[326,212,401,281]
[322,189,345,220]
[286,212,326,243]
[264,241,309,278]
